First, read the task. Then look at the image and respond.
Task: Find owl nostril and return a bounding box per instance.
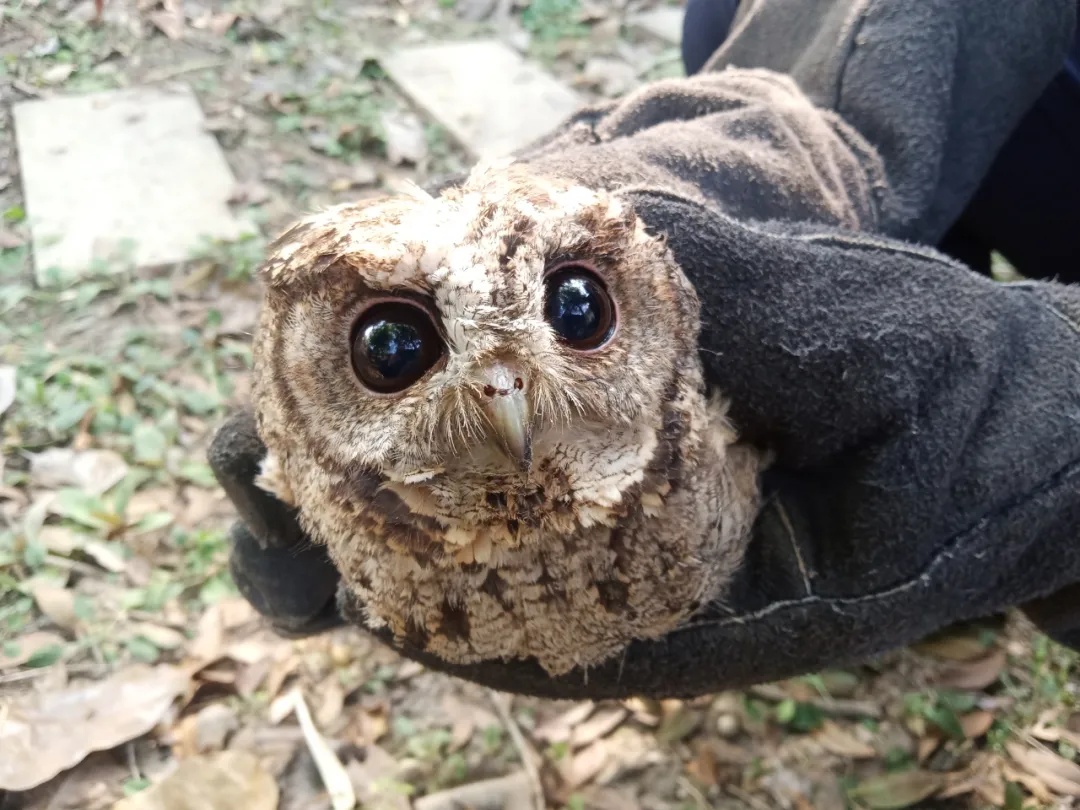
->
[481,376,524,398]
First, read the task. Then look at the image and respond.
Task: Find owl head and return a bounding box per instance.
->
[251,162,705,540]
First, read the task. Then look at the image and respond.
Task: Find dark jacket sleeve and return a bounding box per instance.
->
[514,0,1076,245]
[361,196,1080,699]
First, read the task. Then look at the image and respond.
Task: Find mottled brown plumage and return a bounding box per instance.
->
[249,161,763,675]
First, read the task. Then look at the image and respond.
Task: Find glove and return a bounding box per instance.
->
[211,196,1080,699]
[209,0,1079,698]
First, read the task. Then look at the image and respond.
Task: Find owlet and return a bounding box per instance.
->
[250,162,764,676]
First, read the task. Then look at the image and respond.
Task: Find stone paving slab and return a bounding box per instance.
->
[381,40,584,161]
[632,7,684,44]
[13,84,252,284]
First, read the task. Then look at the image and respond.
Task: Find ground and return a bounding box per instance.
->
[0,1,1078,809]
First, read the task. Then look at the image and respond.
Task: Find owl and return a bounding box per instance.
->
[249,161,764,676]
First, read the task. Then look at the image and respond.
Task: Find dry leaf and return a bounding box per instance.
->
[621,697,661,727]
[1006,741,1080,796]
[562,739,612,789]
[847,770,945,809]
[656,704,702,744]
[936,647,1007,690]
[38,525,87,556]
[113,750,277,810]
[217,597,259,630]
[265,654,301,699]
[917,735,941,763]
[207,11,237,35]
[130,623,188,650]
[0,630,66,669]
[533,702,595,744]
[353,705,391,747]
[940,755,1005,803]
[1030,716,1080,750]
[685,742,718,787]
[29,448,128,495]
[189,604,225,664]
[0,365,14,416]
[226,638,275,666]
[83,539,127,573]
[1002,763,1056,804]
[315,679,345,731]
[30,584,79,632]
[570,707,627,749]
[0,664,189,791]
[41,63,76,84]
[415,772,535,810]
[149,7,185,39]
[960,711,995,740]
[915,633,991,662]
[814,721,877,759]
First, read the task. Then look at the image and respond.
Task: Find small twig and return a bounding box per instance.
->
[748,684,882,720]
[125,742,142,783]
[487,689,545,810]
[0,662,98,685]
[142,59,229,85]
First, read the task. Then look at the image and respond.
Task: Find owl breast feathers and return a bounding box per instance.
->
[249,161,763,676]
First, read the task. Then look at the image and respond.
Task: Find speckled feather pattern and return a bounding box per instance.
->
[250,162,763,675]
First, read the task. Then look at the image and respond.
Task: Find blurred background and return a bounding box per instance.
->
[0,2,1077,809]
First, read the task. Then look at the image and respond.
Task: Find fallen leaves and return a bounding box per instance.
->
[28,448,129,495]
[0,664,190,791]
[0,630,66,669]
[846,769,945,809]
[414,771,534,810]
[935,646,1007,691]
[28,582,80,632]
[814,721,877,759]
[1006,741,1080,797]
[147,0,185,39]
[113,750,278,810]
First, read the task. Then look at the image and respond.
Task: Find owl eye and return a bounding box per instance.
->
[543,265,616,351]
[350,301,443,393]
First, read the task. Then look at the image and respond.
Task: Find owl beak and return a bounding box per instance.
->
[478,363,532,471]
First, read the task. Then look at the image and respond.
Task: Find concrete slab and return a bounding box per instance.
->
[13,84,252,284]
[381,40,583,161]
[632,7,684,44]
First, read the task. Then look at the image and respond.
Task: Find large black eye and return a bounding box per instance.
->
[543,265,616,350]
[350,301,443,393]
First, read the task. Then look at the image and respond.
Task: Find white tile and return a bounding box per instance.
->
[633,7,684,44]
[14,84,252,283]
[382,40,583,161]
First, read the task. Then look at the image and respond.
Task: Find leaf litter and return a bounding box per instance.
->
[0,664,190,791]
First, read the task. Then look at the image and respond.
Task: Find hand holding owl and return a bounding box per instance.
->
[210,0,1080,697]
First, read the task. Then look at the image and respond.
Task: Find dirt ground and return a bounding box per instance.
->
[1,1,1079,808]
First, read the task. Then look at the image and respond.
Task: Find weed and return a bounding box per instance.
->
[191,232,267,283]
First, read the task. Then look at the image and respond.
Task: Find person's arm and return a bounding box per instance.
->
[517,0,1076,245]
[213,194,1080,699]
[209,0,1080,698]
